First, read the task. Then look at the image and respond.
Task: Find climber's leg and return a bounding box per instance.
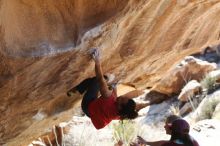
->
[67,77,96,96]
[81,78,100,117]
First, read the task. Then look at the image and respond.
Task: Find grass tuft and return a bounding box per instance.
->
[195,94,220,121]
[200,75,217,94]
[112,120,142,146]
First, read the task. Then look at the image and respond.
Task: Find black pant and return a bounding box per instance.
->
[76,77,99,117]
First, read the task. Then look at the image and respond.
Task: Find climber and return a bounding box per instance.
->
[67,48,145,129]
[130,115,199,146]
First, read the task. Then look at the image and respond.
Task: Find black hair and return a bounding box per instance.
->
[166,115,181,124]
[118,99,138,120]
[165,115,181,130]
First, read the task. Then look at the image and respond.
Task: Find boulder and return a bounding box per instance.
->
[145,90,169,104]
[191,119,220,146]
[193,90,220,121]
[178,80,202,102]
[179,102,192,116]
[152,56,217,96]
[30,123,68,146]
[210,44,220,58]
[202,46,220,63]
[208,69,220,83]
[213,102,220,119]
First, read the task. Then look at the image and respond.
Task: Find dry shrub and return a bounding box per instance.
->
[112,120,144,146]
[200,75,217,94]
[195,94,220,121]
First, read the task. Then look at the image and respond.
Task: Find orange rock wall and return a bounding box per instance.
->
[1,0,220,144]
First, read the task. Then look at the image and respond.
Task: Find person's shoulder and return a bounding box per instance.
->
[157,140,168,146]
[149,140,167,146]
[161,141,172,146]
[193,139,199,146]
[190,135,199,146]
[161,141,184,146]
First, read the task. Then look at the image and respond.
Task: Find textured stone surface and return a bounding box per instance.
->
[178,80,202,102]
[152,56,216,95]
[1,0,220,144]
[208,69,220,83]
[193,90,220,121]
[213,102,220,119]
[191,119,220,146]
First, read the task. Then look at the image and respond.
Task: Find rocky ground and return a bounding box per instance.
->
[49,89,220,146]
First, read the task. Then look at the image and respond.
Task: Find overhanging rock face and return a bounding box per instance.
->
[1,0,220,144]
[0,0,127,57]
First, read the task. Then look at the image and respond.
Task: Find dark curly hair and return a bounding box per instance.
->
[118,99,138,120]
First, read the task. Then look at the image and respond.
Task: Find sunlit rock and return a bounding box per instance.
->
[152,56,217,96]
[213,102,220,120]
[208,69,220,83]
[191,119,220,146]
[2,0,220,144]
[178,80,202,102]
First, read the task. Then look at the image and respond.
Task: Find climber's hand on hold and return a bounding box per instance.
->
[90,48,100,63]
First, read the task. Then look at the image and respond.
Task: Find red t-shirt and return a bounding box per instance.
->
[88,92,120,129]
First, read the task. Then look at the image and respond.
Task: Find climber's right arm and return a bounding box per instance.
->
[92,49,112,98]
